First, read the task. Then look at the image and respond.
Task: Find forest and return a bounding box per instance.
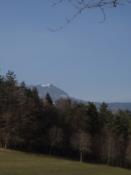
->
[0,71,131,168]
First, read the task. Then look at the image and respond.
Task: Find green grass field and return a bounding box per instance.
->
[0,149,130,175]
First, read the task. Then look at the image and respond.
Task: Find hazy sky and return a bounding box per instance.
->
[0,0,131,102]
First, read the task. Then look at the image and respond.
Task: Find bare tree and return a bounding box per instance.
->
[126,136,131,167]
[49,0,131,31]
[48,126,63,155]
[71,130,91,162]
[51,0,130,10]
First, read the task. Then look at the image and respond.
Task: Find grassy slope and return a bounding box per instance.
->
[0,149,130,175]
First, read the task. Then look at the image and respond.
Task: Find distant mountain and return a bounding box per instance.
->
[34,84,69,101]
[32,84,131,111]
[107,102,131,112]
[94,102,131,112]
[73,100,131,112]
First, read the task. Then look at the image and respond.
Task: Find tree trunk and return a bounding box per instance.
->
[49,147,52,155]
[80,151,83,162]
[4,143,7,149]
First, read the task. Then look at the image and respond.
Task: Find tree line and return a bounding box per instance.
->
[0,71,131,168]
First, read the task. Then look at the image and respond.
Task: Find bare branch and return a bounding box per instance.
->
[49,0,131,31]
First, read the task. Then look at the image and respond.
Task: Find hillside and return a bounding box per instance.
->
[0,149,130,175]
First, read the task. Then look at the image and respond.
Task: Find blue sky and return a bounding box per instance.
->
[0,0,131,102]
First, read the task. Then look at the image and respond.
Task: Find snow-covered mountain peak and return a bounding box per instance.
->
[35,83,69,101]
[41,83,52,87]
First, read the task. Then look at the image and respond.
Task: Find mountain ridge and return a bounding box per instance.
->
[33,84,131,111]
[34,84,69,101]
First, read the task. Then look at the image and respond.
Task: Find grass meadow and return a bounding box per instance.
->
[0,149,130,175]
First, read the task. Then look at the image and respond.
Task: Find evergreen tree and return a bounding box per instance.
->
[45,93,53,106]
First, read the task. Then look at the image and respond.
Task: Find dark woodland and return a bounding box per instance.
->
[0,71,131,168]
